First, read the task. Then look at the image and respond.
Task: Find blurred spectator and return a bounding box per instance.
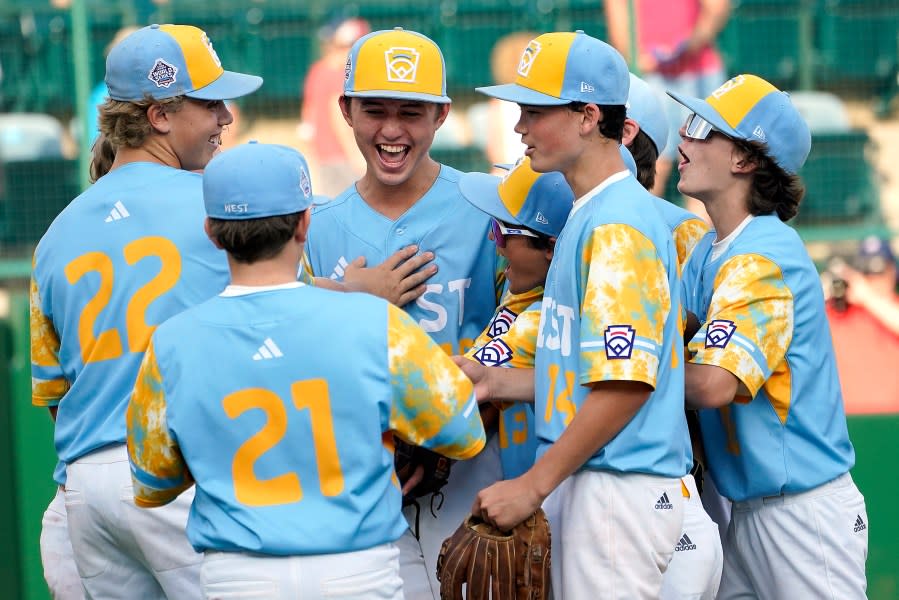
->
[297,17,370,196]
[826,236,899,414]
[606,0,729,217]
[484,31,537,168]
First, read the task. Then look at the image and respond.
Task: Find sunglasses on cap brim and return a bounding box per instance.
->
[490,218,539,248]
[683,112,718,140]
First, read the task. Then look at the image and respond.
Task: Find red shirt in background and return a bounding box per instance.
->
[826,303,899,414]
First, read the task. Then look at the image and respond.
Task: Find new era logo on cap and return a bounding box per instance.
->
[344,28,450,104]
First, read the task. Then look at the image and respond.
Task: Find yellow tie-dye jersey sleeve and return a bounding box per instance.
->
[674,217,710,271]
[126,340,193,508]
[30,271,69,406]
[688,254,793,397]
[580,224,670,388]
[503,309,540,369]
[297,250,316,284]
[387,304,485,459]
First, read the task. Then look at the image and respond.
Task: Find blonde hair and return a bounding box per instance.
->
[89,133,116,182]
[98,96,185,148]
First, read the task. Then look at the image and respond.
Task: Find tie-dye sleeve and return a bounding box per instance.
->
[387,304,485,459]
[297,250,316,284]
[579,224,670,388]
[687,254,793,397]
[30,270,68,406]
[126,339,193,508]
[674,217,710,271]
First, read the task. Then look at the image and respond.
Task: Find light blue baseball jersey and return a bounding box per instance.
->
[31,163,228,482]
[652,197,709,271]
[682,214,855,501]
[127,284,485,555]
[465,287,543,479]
[304,165,502,356]
[535,172,690,477]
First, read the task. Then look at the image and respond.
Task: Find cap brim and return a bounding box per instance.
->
[476,83,569,106]
[666,90,740,139]
[458,172,520,225]
[186,70,263,100]
[343,89,451,104]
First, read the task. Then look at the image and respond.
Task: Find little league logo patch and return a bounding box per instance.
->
[148,59,178,89]
[487,307,518,338]
[604,325,636,360]
[201,33,222,67]
[385,47,419,83]
[517,40,542,78]
[299,167,312,199]
[705,319,737,349]
[473,338,514,366]
[711,74,746,99]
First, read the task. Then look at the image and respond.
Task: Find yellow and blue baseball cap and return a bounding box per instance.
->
[106,24,262,102]
[668,74,811,174]
[203,142,317,220]
[627,74,669,156]
[476,31,629,106]
[459,156,573,238]
[343,28,450,104]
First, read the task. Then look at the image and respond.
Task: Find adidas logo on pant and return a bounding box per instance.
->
[655,492,673,510]
[674,533,696,552]
[854,515,867,533]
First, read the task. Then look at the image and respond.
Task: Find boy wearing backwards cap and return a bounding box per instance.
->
[457,157,573,482]
[126,142,486,599]
[673,74,867,598]
[473,31,690,598]
[302,28,504,598]
[30,24,261,598]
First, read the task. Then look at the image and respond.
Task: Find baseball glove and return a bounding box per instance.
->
[436,509,551,600]
[394,438,454,505]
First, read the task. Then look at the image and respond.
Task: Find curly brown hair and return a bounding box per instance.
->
[732,138,805,222]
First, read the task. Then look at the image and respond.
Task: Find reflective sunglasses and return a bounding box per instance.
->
[490,218,539,248]
[682,112,718,140]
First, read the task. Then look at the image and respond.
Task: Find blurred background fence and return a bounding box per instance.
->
[0,1,897,599]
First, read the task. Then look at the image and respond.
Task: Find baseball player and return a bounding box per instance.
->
[473,31,690,599]
[674,74,867,599]
[457,157,574,481]
[37,135,119,600]
[125,142,486,599]
[301,28,504,598]
[30,24,261,598]
[620,73,724,600]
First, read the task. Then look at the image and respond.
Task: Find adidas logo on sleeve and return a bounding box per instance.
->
[674,533,697,552]
[654,492,673,510]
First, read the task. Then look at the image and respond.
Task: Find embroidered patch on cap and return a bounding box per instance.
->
[201,32,222,67]
[604,325,636,359]
[517,40,541,77]
[385,47,419,83]
[473,338,514,366]
[148,59,178,88]
[705,319,737,349]
[488,307,518,338]
[300,167,312,198]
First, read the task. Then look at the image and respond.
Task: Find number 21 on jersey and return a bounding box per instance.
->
[226,379,345,507]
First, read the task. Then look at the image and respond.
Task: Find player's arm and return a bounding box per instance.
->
[387,305,486,460]
[687,0,731,55]
[126,340,193,508]
[475,225,667,529]
[603,0,633,62]
[30,270,69,411]
[685,253,792,410]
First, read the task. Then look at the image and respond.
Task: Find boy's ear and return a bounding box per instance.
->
[204,217,224,249]
[545,237,557,261]
[580,103,602,136]
[621,118,639,147]
[732,147,759,174]
[146,103,171,134]
[296,209,312,243]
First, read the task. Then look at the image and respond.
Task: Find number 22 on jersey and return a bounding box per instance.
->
[65,236,181,364]
[226,379,345,507]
